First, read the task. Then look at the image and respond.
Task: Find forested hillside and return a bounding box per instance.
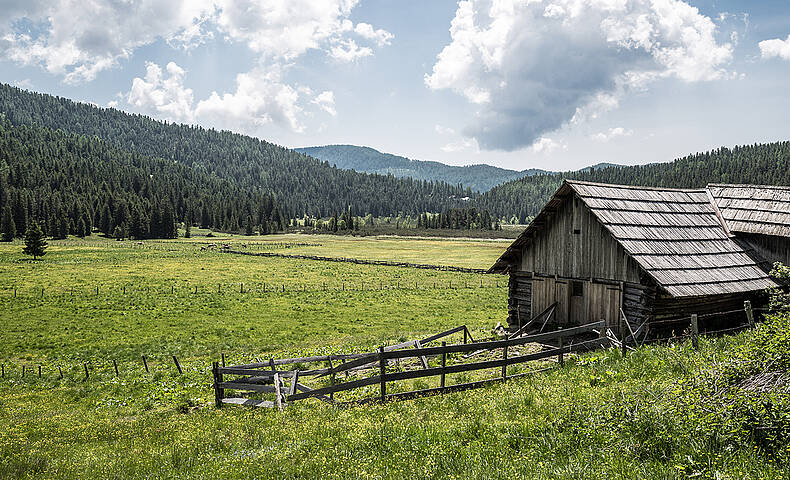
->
[0,118,285,239]
[479,142,790,222]
[0,84,472,219]
[296,144,544,192]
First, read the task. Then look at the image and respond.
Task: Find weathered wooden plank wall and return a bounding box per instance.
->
[519,194,641,283]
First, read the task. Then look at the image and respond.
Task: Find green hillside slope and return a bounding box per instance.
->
[0,84,473,218]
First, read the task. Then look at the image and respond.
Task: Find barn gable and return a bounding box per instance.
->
[491,180,776,298]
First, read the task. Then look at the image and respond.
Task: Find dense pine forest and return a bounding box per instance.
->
[479,142,790,222]
[2,82,789,237]
[0,118,286,239]
[0,83,472,223]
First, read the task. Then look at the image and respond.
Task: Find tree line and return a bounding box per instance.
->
[0,83,473,220]
[0,119,285,241]
[478,142,790,220]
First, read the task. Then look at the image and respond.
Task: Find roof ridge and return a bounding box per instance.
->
[564,179,705,193]
[707,183,790,191]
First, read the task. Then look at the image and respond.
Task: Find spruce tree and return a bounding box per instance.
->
[23,221,47,260]
[184,222,191,238]
[1,205,15,242]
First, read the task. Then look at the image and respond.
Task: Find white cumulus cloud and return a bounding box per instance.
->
[425,0,733,151]
[127,61,195,123]
[1,0,393,134]
[312,91,337,116]
[590,127,634,142]
[759,35,790,61]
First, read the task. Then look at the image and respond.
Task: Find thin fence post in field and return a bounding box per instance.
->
[282,284,285,293]
[123,286,126,295]
[502,344,508,380]
[621,316,627,358]
[221,353,226,367]
[440,342,447,390]
[195,285,198,294]
[96,286,99,295]
[240,283,244,294]
[83,363,89,380]
[172,355,183,374]
[328,356,335,403]
[463,327,468,344]
[58,366,63,379]
[274,372,283,411]
[691,314,699,349]
[171,285,174,295]
[218,284,221,294]
[379,346,386,402]
[14,288,16,297]
[41,287,44,298]
[1,364,4,378]
[212,362,223,408]
[342,282,345,291]
[142,355,149,373]
[113,359,119,377]
[22,365,25,377]
[744,300,755,328]
[361,280,364,291]
[38,365,41,378]
[558,334,564,367]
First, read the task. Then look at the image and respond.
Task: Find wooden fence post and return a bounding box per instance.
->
[744,300,755,328]
[691,314,699,349]
[558,334,564,367]
[142,355,149,373]
[274,372,283,411]
[38,365,41,378]
[212,362,223,408]
[328,356,335,402]
[83,363,89,380]
[221,353,226,367]
[379,346,386,402]
[463,327,468,344]
[502,344,508,380]
[620,316,627,358]
[440,342,446,390]
[113,359,119,377]
[172,355,183,374]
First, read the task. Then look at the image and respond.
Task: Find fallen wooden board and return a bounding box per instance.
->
[221,398,276,408]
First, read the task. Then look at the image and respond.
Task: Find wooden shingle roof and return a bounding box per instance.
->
[708,184,790,238]
[490,180,778,297]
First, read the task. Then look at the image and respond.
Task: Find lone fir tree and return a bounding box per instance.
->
[23,221,47,260]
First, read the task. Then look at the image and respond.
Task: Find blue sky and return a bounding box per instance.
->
[1,0,789,172]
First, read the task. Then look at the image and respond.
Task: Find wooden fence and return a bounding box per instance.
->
[212,321,605,409]
[222,249,488,274]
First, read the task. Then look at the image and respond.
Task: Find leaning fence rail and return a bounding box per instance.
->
[212,321,605,408]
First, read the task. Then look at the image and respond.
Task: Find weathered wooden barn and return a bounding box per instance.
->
[489,181,790,336]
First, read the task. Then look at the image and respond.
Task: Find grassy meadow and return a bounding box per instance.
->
[1,233,789,479]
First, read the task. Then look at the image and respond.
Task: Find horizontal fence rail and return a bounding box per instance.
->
[213,321,604,408]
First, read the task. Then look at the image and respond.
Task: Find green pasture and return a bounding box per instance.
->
[0,234,787,479]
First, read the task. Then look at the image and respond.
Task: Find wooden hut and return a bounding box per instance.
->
[489,180,787,337]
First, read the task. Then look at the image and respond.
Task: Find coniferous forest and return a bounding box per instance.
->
[0,83,472,233]
[2,81,790,239]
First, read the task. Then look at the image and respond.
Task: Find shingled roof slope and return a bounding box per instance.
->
[490,180,777,297]
[708,184,790,238]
